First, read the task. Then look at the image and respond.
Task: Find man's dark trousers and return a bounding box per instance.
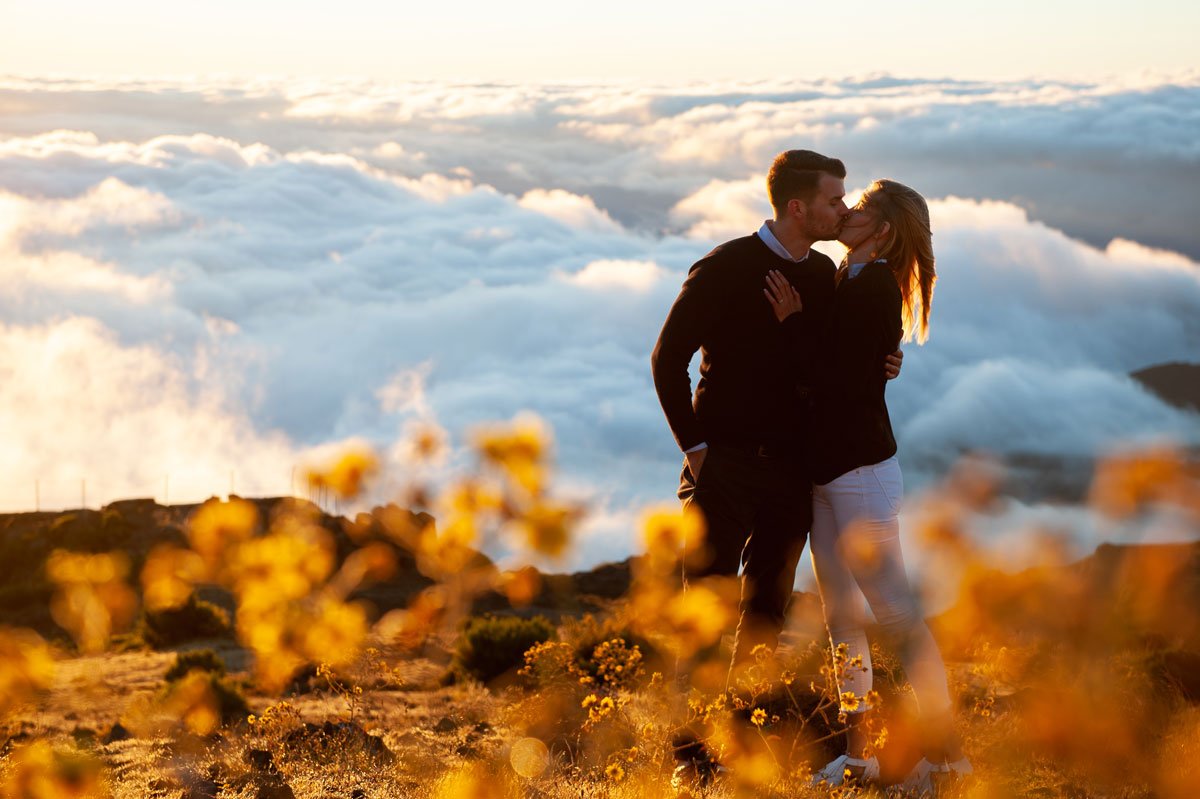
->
[677,443,811,670]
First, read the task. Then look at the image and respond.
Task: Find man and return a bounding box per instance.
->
[651,149,900,685]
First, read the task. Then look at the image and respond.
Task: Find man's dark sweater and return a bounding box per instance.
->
[651,234,836,455]
[810,260,904,485]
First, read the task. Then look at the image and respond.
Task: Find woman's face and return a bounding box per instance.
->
[837,202,878,249]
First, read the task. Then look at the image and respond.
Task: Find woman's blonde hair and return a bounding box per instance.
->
[859,179,936,343]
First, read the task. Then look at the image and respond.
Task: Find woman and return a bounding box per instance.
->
[764,179,971,791]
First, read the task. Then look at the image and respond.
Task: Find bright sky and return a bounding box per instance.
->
[4,0,1197,82]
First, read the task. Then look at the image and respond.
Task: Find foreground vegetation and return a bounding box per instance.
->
[1,421,1198,798]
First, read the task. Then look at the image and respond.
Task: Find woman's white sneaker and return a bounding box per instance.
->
[811,753,881,786]
[898,756,973,796]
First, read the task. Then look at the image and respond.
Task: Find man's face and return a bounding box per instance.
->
[801,173,850,241]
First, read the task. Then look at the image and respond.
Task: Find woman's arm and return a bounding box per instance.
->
[831,270,903,402]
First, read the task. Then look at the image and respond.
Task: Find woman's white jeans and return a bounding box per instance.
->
[810,456,951,720]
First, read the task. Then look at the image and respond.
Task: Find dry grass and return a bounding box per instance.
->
[1,427,1197,798]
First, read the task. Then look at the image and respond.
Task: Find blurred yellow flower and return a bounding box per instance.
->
[300,597,368,667]
[228,528,336,611]
[499,566,541,608]
[161,671,220,736]
[641,505,706,573]
[45,550,137,654]
[329,541,398,596]
[0,627,55,717]
[375,587,447,651]
[445,481,504,517]
[663,580,736,656]
[511,500,580,559]
[140,545,206,611]
[433,764,506,799]
[417,516,480,578]
[403,421,448,463]
[308,447,379,500]
[1091,445,1198,518]
[45,550,128,585]
[1,740,110,798]
[473,415,549,495]
[187,498,259,566]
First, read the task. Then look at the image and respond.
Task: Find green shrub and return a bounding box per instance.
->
[138,595,231,649]
[453,614,555,685]
[164,649,227,683]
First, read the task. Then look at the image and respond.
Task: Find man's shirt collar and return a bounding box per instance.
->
[757,220,810,263]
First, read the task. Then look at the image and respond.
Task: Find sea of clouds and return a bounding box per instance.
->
[1,74,1198,571]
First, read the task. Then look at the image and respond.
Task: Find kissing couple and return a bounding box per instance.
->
[651,149,971,791]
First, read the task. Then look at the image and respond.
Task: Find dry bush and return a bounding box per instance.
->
[137,594,232,648]
[452,614,556,685]
[163,648,227,682]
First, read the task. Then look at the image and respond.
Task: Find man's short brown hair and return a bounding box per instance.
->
[767,150,846,215]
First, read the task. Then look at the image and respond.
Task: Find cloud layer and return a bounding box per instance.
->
[1,75,1197,568]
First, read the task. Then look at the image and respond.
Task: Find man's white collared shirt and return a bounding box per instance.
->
[757,221,810,263]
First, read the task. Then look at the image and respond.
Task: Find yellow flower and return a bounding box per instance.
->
[1,741,109,798]
[605,763,626,783]
[403,421,448,463]
[445,481,504,516]
[1089,444,1190,518]
[512,500,580,559]
[0,627,55,716]
[161,671,221,736]
[304,444,379,500]
[640,505,706,572]
[500,567,542,608]
[45,550,137,653]
[751,707,768,727]
[435,763,504,798]
[663,580,736,655]
[301,598,369,666]
[327,541,398,597]
[473,415,549,495]
[188,498,259,565]
[140,545,206,611]
[417,515,479,578]
[323,447,380,499]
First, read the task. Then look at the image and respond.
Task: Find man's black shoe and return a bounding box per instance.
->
[671,732,727,790]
